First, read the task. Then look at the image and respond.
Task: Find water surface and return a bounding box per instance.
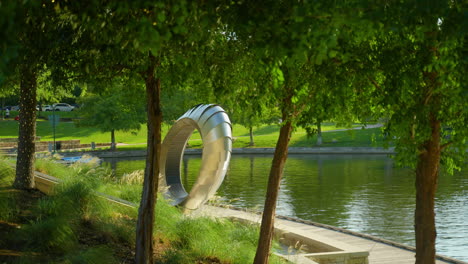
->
[103,154,468,261]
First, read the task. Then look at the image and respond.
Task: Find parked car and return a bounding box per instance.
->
[36,105,51,111]
[11,105,20,111]
[42,105,53,111]
[52,103,74,111]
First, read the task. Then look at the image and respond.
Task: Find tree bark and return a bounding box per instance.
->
[415,112,441,264]
[135,52,161,264]
[254,107,294,264]
[110,129,116,151]
[249,126,255,146]
[14,64,37,190]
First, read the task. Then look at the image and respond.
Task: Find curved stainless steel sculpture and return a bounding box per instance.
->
[160,104,232,210]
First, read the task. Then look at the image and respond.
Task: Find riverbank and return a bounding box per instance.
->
[1,158,286,264]
[9,161,465,264]
[0,119,387,149]
[94,152,468,262]
[195,205,464,264]
[47,147,396,159]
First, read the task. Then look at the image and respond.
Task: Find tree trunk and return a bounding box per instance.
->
[249,126,255,146]
[14,64,37,190]
[135,52,161,264]
[110,129,116,151]
[254,112,293,264]
[415,112,440,264]
[316,121,322,146]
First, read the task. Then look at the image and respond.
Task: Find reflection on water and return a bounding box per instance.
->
[102,154,468,261]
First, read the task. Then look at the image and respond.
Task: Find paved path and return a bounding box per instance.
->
[192,205,466,264]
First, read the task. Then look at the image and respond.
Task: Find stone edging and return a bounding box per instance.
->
[53,147,395,159]
[213,204,466,264]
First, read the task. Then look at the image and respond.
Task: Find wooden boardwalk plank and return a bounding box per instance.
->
[194,205,466,264]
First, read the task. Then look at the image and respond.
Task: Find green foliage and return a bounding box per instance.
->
[359,1,468,171]
[0,158,15,183]
[35,156,75,178]
[28,157,288,263]
[21,217,78,254]
[2,118,378,148]
[62,246,117,264]
[76,81,146,134]
[0,158,139,263]
[36,69,76,105]
[19,165,102,254]
[0,161,16,222]
[0,1,24,83]
[154,195,184,240]
[167,217,284,264]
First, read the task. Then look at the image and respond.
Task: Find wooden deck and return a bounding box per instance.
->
[193,205,466,264]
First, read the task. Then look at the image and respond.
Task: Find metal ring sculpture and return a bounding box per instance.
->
[160,104,232,210]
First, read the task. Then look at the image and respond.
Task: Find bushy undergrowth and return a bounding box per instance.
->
[0,159,16,222]
[0,157,287,263]
[171,217,258,264]
[63,246,117,264]
[0,157,135,263]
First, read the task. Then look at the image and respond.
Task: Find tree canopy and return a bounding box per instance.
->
[77,79,146,150]
[0,1,466,263]
[361,2,467,263]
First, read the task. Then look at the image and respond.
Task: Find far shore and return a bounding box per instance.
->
[45,146,396,159]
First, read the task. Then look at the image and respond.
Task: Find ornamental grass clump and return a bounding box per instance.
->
[164,216,284,264]
[0,160,17,223]
[63,246,117,264]
[14,156,289,263]
[119,169,144,185]
[35,154,75,178]
[0,158,136,263]
[18,169,102,255]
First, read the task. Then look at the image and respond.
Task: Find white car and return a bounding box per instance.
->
[52,103,75,111]
[42,105,53,111]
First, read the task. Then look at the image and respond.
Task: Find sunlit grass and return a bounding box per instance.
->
[0,118,151,144]
[168,217,285,264]
[1,118,384,148]
[26,157,288,263]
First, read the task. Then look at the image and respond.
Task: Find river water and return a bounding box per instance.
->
[102,154,468,261]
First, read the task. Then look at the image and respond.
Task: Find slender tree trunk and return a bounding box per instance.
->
[415,112,440,264]
[249,126,255,146]
[135,52,161,264]
[14,64,37,190]
[254,108,294,264]
[316,121,322,146]
[110,129,116,151]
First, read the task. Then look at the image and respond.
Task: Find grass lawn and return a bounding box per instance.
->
[0,118,149,144]
[0,117,387,149]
